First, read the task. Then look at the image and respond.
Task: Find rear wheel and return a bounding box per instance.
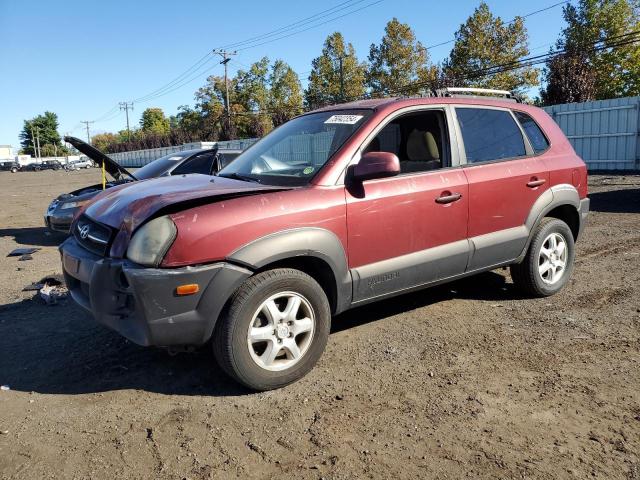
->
[510,217,575,297]
[213,268,331,391]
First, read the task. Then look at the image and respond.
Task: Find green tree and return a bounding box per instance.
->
[139,107,170,135]
[541,0,640,104]
[234,57,273,137]
[195,75,232,139]
[91,132,119,152]
[269,59,304,126]
[366,18,437,96]
[174,105,203,135]
[444,2,538,93]
[305,32,366,109]
[19,111,68,156]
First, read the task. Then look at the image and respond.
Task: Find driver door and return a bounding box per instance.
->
[346,107,469,303]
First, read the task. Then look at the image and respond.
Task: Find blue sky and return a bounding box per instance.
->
[0,0,567,150]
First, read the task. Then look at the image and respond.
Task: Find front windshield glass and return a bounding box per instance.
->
[135,152,190,179]
[218,109,372,186]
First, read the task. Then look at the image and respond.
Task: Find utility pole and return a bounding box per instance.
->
[35,127,41,160]
[213,49,237,133]
[80,121,94,144]
[119,101,134,140]
[30,127,37,159]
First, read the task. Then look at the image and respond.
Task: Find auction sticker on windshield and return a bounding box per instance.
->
[324,114,363,125]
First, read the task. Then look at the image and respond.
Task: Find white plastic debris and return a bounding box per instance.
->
[0,385,10,391]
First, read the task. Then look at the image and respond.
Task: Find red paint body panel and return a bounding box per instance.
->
[163,187,348,267]
[463,157,549,238]
[345,169,468,268]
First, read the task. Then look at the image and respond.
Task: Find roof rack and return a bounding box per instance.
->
[435,87,521,103]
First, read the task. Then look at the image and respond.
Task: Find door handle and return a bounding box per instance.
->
[527,178,546,188]
[435,192,462,204]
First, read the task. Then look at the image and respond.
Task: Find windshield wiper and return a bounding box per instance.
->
[218,172,262,184]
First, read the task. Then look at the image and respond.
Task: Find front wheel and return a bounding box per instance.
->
[213,268,331,391]
[510,217,575,297]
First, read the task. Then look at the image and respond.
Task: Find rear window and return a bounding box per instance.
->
[456,108,526,163]
[514,111,550,153]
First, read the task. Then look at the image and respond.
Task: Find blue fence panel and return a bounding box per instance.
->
[544,97,640,171]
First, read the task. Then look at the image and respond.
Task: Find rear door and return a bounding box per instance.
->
[346,106,469,303]
[453,106,550,271]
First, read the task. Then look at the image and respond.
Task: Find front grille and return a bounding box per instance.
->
[74,214,113,256]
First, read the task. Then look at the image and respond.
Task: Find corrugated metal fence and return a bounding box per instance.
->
[544,96,640,171]
[108,139,258,168]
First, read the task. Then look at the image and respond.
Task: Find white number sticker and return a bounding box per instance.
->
[324,114,363,125]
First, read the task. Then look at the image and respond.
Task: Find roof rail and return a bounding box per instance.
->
[435,87,521,103]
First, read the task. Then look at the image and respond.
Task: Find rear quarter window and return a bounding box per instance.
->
[513,111,550,154]
[456,108,526,163]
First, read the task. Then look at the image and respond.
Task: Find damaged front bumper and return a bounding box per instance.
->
[60,237,251,347]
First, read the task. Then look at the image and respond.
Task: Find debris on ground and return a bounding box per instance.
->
[18,254,33,261]
[39,283,68,305]
[7,247,40,257]
[23,276,63,293]
[30,276,67,305]
[0,385,10,391]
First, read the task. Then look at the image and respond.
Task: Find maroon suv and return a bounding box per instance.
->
[60,90,589,390]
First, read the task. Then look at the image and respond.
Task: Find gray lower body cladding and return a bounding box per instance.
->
[60,238,251,346]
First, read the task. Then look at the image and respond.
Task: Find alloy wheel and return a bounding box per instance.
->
[538,232,568,285]
[247,291,315,371]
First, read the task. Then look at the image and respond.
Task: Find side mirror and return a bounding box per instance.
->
[351,151,400,182]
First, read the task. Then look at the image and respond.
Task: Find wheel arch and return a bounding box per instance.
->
[518,184,582,261]
[227,228,352,314]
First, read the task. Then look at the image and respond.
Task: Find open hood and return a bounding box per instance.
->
[64,136,136,182]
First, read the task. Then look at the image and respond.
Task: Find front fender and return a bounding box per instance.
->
[227,227,352,313]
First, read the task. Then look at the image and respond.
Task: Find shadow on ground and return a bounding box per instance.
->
[589,188,640,214]
[0,227,66,247]
[0,271,520,397]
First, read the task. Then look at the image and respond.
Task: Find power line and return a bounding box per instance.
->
[235,0,387,52]
[125,1,380,106]
[217,0,367,50]
[130,52,214,103]
[132,61,220,104]
[424,1,571,51]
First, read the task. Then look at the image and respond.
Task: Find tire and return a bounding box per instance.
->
[213,268,331,391]
[10,168,17,173]
[510,217,575,297]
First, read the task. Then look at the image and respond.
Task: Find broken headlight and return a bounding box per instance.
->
[126,216,177,267]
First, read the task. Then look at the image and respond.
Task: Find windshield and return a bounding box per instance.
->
[135,152,190,179]
[218,109,372,186]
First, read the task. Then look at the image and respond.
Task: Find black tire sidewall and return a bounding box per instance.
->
[218,269,331,390]
[528,219,575,296]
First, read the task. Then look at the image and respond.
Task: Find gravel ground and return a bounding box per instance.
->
[0,169,639,479]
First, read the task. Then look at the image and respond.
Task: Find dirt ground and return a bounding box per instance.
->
[0,169,638,479]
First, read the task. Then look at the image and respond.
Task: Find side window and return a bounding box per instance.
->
[217,152,240,171]
[363,110,448,174]
[456,108,526,163]
[172,152,215,176]
[514,111,550,154]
